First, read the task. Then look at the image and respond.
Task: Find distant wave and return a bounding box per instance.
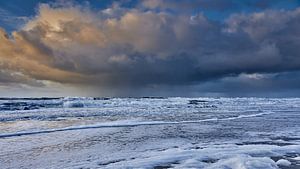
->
[0,97,170,111]
[0,97,103,111]
[0,111,274,138]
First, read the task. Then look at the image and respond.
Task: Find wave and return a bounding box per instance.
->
[0,97,111,111]
[0,111,274,138]
[1,97,297,111]
[0,100,62,111]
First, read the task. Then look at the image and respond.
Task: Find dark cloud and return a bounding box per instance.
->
[192,71,300,97]
[0,3,300,96]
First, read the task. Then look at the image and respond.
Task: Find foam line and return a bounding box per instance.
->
[0,111,274,138]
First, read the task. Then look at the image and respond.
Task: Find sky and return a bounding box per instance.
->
[1,0,300,97]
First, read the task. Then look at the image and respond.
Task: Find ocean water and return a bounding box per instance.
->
[0,97,300,169]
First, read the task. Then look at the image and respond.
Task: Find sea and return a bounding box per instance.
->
[1,97,300,169]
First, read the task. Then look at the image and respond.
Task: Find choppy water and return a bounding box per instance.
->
[1,97,300,169]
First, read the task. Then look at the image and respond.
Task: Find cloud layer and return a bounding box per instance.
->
[1,2,300,96]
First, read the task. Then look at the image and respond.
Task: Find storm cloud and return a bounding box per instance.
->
[0,2,300,96]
